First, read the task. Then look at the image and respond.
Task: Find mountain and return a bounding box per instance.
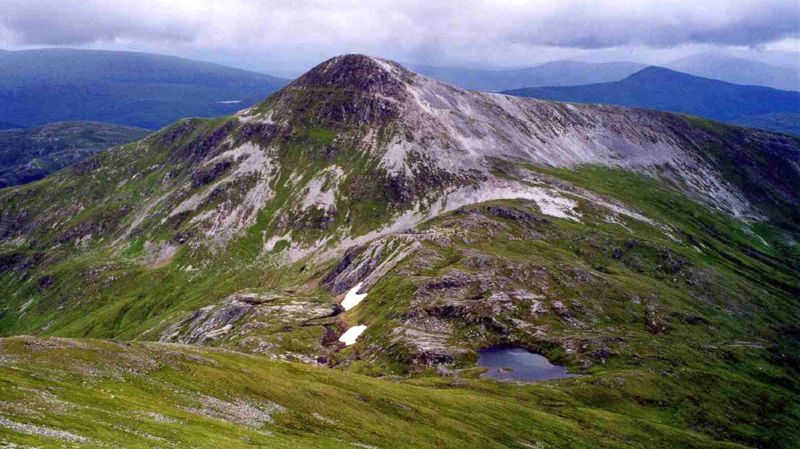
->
[731,112,800,136]
[667,53,800,91]
[0,55,798,448]
[503,66,800,134]
[0,121,23,129]
[406,60,646,91]
[0,121,149,188]
[0,48,290,129]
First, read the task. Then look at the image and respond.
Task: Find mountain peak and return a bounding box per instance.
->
[255,54,418,125]
[626,65,687,80]
[624,65,750,87]
[292,54,414,94]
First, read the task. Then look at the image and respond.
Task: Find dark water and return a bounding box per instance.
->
[478,346,573,382]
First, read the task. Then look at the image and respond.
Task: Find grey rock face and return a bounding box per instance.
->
[160,293,278,344]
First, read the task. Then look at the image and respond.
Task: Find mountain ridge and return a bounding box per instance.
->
[0,54,798,448]
[406,59,647,91]
[666,53,800,91]
[0,48,290,129]
[502,66,800,135]
[3,53,798,328]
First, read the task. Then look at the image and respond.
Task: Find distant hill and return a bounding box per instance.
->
[0,121,23,129]
[406,60,646,91]
[0,48,290,129]
[503,66,800,135]
[666,54,800,92]
[0,121,149,187]
[731,113,800,136]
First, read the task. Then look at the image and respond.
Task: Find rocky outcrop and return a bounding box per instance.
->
[160,293,278,344]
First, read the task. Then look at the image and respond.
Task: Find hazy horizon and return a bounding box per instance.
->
[1,0,797,77]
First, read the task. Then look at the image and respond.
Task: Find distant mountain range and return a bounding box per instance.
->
[406,60,646,91]
[0,121,149,187]
[665,54,800,92]
[407,54,800,93]
[0,121,23,129]
[503,67,800,135]
[0,49,289,129]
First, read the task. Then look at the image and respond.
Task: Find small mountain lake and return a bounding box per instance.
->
[477,346,574,382]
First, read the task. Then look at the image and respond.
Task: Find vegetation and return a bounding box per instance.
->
[0,56,797,448]
[0,121,149,187]
[0,336,767,448]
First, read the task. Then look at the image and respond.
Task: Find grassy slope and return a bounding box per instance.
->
[0,115,390,341]
[331,166,799,448]
[1,164,798,447]
[0,104,798,448]
[0,336,750,449]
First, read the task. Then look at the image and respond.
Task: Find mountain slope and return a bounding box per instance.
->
[667,53,800,91]
[0,336,765,449]
[406,60,646,91]
[0,55,798,448]
[0,48,290,129]
[503,66,800,135]
[0,121,149,187]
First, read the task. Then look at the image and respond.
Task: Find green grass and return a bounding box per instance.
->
[0,337,755,449]
[0,104,798,449]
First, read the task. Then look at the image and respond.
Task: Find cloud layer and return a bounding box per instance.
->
[3,0,798,47]
[0,0,797,71]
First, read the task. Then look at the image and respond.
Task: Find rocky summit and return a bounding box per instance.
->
[0,54,798,448]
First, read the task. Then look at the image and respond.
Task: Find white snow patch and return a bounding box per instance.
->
[338,325,367,346]
[204,324,233,339]
[743,226,770,248]
[236,109,276,124]
[341,282,368,311]
[169,185,217,217]
[303,177,335,208]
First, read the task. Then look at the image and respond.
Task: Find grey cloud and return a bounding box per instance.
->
[0,0,797,57]
[502,1,800,49]
[0,0,199,45]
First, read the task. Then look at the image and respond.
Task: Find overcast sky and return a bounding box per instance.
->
[0,0,798,76]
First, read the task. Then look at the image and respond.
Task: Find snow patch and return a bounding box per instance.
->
[341,282,368,311]
[339,325,367,346]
